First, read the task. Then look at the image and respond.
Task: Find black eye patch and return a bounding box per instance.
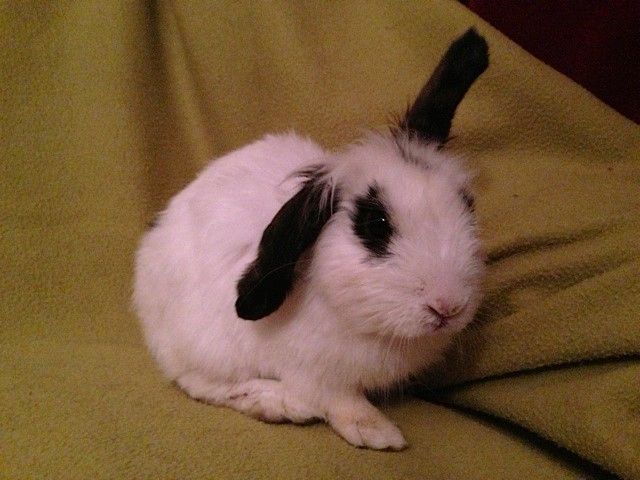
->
[352,185,395,257]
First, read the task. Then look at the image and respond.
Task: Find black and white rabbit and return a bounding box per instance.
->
[134,29,489,450]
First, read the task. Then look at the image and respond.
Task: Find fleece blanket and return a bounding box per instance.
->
[2,1,638,479]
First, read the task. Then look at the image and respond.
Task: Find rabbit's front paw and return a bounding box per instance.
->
[328,403,407,450]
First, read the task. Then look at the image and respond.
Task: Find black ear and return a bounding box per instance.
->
[235,168,339,320]
[400,28,489,144]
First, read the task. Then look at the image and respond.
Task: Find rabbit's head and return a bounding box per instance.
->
[236,29,488,339]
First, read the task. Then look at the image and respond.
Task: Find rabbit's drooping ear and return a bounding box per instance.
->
[399,28,488,144]
[235,169,339,320]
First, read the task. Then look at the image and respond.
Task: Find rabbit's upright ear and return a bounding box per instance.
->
[235,168,339,320]
[399,28,489,144]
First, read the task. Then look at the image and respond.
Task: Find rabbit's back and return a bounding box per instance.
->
[132,133,326,379]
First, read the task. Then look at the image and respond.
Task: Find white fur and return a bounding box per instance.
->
[133,132,484,450]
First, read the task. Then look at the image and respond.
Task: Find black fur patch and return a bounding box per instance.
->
[460,189,475,212]
[235,169,339,320]
[399,28,489,144]
[352,184,395,257]
[145,212,161,230]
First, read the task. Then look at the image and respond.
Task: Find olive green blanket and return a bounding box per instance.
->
[2,1,638,479]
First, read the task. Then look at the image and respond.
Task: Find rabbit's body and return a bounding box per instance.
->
[135,134,325,380]
[134,29,490,450]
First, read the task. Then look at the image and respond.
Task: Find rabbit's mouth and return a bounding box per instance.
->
[429,305,464,326]
[421,307,468,335]
[430,317,448,330]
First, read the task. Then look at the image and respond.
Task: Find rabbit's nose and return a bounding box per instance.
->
[426,298,465,320]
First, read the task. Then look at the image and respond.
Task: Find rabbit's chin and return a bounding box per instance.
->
[350,310,474,341]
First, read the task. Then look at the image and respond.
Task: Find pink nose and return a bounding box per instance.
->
[426,299,464,319]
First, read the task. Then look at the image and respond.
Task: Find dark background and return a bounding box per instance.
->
[463,0,640,123]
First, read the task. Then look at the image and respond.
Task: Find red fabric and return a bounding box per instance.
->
[464,0,640,123]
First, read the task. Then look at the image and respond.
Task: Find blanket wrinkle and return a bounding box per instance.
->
[485,224,613,265]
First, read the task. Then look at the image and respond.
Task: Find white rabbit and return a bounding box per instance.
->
[134,28,488,450]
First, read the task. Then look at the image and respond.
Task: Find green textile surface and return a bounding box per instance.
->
[2,1,638,479]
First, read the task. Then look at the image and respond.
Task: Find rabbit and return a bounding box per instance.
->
[133,28,489,450]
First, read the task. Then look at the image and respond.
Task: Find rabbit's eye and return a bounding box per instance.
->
[352,185,394,257]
